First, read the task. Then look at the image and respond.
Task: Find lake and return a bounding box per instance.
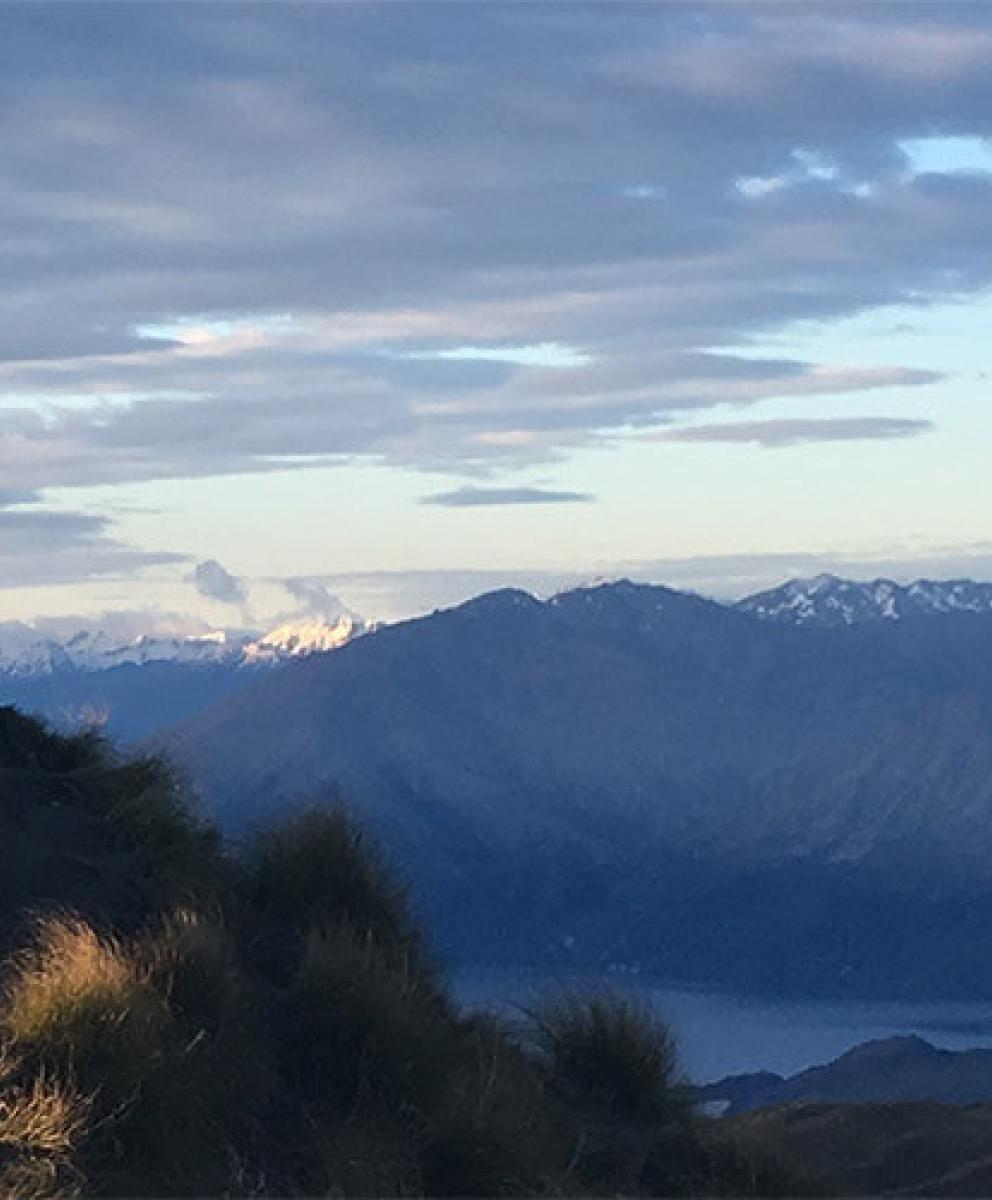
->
[453,967,992,1083]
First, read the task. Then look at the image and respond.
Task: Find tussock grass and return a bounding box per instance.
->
[287,920,453,1117]
[2,916,167,1101]
[140,907,239,1031]
[241,806,427,971]
[529,991,688,1126]
[0,1069,89,1199]
[82,754,225,911]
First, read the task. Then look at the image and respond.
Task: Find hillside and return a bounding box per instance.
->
[700,1037,992,1115]
[0,708,816,1199]
[727,1101,992,1197]
[157,580,992,997]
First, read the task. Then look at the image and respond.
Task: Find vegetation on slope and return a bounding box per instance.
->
[0,706,813,1197]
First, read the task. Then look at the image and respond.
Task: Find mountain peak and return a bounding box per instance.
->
[0,615,366,677]
[738,575,992,627]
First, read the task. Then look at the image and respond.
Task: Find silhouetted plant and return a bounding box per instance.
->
[529,991,688,1126]
[285,920,453,1117]
[239,805,431,980]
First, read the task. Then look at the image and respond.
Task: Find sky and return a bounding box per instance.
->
[2,1,992,631]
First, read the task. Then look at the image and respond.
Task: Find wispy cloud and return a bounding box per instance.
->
[0,502,183,589]
[422,486,595,507]
[652,417,934,448]
[282,578,361,623]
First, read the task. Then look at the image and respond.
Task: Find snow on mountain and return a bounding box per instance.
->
[0,616,365,678]
[242,616,359,663]
[738,574,992,627]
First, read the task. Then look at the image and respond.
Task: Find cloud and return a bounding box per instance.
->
[651,417,934,448]
[260,541,992,623]
[0,2,983,502]
[188,559,248,606]
[422,486,596,507]
[26,608,216,642]
[282,578,361,622]
[0,501,183,589]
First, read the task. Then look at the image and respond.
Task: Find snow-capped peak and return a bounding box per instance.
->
[738,576,992,627]
[243,616,359,663]
[0,614,367,677]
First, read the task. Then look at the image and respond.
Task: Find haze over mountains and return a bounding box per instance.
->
[124,574,992,999]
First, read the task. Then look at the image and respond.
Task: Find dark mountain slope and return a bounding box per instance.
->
[158,582,992,995]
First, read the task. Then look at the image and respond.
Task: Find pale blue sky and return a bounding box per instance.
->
[2,4,992,629]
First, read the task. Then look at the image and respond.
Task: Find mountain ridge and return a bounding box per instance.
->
[152,576,992,997]
[0,614,363,677]
[738,574,992,627]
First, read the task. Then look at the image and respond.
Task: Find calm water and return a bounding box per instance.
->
[453,967,992,1084]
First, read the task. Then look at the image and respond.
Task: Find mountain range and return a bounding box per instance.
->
[738,574,992,627]
[4,573,989,741]
[0,615,363,741]
[137,575,992,998]
[699,1036,992,1113]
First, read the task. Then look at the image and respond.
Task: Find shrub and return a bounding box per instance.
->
[525,992,695,1193]
[140,907,240,1032]
[284,920,454,1119]
[420,1013,570,1197]
[528,991,689,1127]
[239,806,430,980]
[0,707,104,773]
[80,755,225,913]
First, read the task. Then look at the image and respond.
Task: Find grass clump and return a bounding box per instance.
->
[239,805,431,980]
[3,916,167,1102]
[0,1069,89,1199]
[288,921,453,1117]
[530,991,688,1126]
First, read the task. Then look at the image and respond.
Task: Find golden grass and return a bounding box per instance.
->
[0,1066,90,1199]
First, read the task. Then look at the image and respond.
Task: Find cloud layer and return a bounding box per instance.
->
[0,5,983,499]
[0,4,988,594]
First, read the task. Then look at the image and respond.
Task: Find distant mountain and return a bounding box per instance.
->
[156,578,992,997]
[0,615,361,676]
[738,574,992,626]
[0,616,365,742]
[699,1036,992,1112]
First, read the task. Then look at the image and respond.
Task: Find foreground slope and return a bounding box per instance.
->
[0,709,809,1199]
